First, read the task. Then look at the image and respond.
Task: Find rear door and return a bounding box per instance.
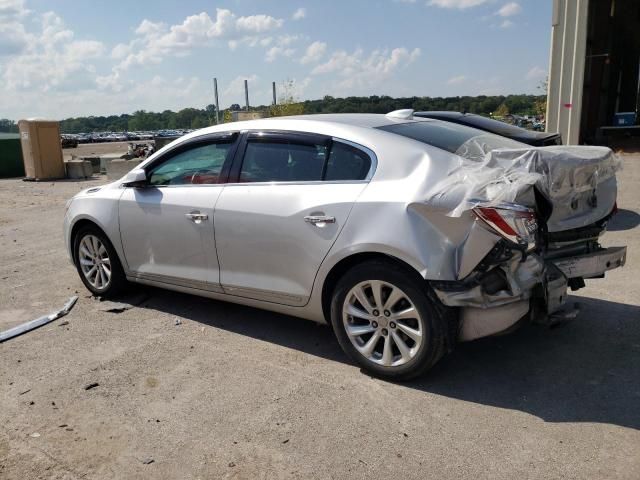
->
[214,131,374,306]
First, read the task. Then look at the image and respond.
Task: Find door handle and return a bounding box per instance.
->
[304,215,336,226]
[185,212,209,224]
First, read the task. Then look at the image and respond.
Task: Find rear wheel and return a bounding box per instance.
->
[73,226,126,297]
[330,260,454,380]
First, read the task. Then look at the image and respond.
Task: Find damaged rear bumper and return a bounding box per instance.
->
[432,245,627,341]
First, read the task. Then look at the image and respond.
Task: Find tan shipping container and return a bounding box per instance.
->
[18,119,65,180]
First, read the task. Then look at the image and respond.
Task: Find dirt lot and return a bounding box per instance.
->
[1,154,639,479]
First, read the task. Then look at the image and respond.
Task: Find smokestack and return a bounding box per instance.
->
[272,81,277,105]
[244,79,249,111]
[213,78,220,124]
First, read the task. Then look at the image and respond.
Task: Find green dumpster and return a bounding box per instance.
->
[0,133,25,178]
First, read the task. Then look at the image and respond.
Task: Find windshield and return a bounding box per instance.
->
[377,121,525,161]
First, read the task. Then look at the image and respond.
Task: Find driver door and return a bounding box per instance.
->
[118,133,238,291]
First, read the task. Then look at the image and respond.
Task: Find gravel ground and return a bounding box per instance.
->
[1,154,639,479]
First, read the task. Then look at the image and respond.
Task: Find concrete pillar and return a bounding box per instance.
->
[546,0,589,145]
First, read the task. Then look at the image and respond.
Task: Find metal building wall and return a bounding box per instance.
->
[546,0,589,145]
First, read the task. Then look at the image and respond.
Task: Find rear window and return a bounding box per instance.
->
[460,114,532,137]
[377,121,524,160]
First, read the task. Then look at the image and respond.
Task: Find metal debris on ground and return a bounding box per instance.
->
[0,296,78,343]
[174,317,182,326]
[84,382,99,391]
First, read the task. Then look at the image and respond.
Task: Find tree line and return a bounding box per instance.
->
[0,94,545,134]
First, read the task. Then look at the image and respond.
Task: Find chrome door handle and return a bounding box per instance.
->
[185,212,208,224]
[304,215,336,225]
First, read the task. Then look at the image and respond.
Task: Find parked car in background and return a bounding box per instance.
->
[63,111,624,380]
[414,111,562,146]
[60,135,78,148]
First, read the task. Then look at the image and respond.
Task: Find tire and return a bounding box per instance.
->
[73,225,127,297]
[330,259,455,381]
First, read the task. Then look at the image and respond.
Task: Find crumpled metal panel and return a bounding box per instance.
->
[423,144,621,232]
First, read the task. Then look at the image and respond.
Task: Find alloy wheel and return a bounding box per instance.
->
[78,234,112,291]
[342,280,425,367]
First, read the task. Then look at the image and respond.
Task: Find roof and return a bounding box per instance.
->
[269,113,431,129]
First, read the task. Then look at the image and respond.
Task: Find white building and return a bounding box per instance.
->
[547,0,640,145]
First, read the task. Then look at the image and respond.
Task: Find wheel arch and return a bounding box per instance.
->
[69,218,119,267]
[320,251,426,322]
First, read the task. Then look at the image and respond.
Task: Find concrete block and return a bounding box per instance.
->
[105,159,142,181]
[65,160,93,179]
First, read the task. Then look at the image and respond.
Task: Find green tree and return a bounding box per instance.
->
[495,103,510,117]
[269,79,305,117]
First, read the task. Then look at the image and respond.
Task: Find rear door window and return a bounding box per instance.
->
[325,142,372,181]
[239,139,328,183]
[236,133,374,183]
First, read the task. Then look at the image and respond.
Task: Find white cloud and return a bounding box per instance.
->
[236,14,283,33]
[222,74,259,101]
[265,45,295,62]
[499,19,514,28]
[134,19,165,37]
[496,2,521,17]
[447,75,466,85]
[110,43,131,60]
[0,0,29,19]
[0,0,31,55]
[292,8,306,20]
[97,8,284,92]
[263,34,299,62]
[1,11,105,92]
[312,47,421,91]
[0,21,29,55]
[300,41,327,64]
[113,8,283,72]
[525,66,546,80]
[427,0,489,9]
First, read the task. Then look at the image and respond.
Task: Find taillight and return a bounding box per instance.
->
[473,204,538,248]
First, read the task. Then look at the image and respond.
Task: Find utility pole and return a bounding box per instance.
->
[213,78,220,124]
[244,79,249,111]
[272,81,277,105]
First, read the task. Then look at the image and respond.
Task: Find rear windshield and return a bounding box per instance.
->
[377,121,524,160]
[461,114,534,137]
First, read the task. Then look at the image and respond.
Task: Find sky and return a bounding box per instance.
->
[0,0,552,120]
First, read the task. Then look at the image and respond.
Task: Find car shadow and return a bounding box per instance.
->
[608,208,640,231]
[134,288,640,430]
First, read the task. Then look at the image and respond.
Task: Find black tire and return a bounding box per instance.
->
[330,259,456,381]
[73,225,127,297]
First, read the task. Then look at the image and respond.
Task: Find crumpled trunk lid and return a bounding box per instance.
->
[425,144,622,232]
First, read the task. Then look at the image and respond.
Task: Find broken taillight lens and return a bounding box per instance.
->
[473,204,538,248]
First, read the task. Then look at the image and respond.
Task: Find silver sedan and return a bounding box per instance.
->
[63,111,626,379]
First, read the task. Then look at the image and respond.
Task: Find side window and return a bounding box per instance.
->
[325,142,372,181]
[149,141,233,186]
[239,140,328,183]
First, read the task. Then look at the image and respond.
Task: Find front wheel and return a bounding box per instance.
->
[73,226,126,297]
[330,260,454,380]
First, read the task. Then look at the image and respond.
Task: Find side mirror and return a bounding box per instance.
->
[122,168,148,187]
